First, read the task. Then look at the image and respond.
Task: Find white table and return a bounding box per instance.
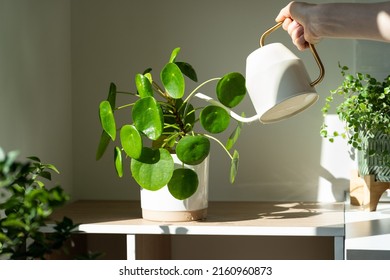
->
[49,200,345,260]
[345,202,390,259]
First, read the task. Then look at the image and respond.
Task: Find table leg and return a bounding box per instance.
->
[126,234,136,260]
[334,236,345,260]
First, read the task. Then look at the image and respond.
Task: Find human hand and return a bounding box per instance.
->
[275,2,320,50]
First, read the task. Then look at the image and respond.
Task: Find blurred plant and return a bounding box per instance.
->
[0,147,78,259]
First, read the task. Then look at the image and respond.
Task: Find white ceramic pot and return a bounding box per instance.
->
[140,154,209,222]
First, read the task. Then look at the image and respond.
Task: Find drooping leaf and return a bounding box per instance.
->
[132,96,164,140]
[169,47,181,63]
[161,63,185,99]
[120,125,142,159]
[135,74,153,98]
[226,116,243,150]
[200,105,230,134]
[216,72,246,108]
[175,61,198,82]
[130,148,174,191]
[114,147,123,178]
[230,150,239,183]
[176,135,210,165]
[96,131,111,160]
[99,100,116,140]
[107,82,117,108]
[168,168,198,200]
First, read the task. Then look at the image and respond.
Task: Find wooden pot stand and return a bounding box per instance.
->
[350,170,390,211]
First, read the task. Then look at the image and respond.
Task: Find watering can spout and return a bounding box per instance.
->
[195,93,260,123]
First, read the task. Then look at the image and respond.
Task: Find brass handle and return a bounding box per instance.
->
[260,22,325,87]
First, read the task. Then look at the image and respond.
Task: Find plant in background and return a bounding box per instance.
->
[96,47,246,200]
[320,63,390,153]
[0,147,78,259]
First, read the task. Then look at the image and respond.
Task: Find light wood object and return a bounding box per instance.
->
[350,170,390,211]
[48,200,345,260]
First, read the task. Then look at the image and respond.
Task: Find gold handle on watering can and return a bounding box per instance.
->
[259,22,325,87]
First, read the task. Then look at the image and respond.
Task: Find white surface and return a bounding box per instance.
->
[345,202,390,258]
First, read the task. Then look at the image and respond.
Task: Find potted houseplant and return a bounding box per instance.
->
[320,63,390,182]
[96,47,246,221]
[0,147,79,259]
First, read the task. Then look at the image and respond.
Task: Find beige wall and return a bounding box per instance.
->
[2,0,390,259]
[0,0,72,194]
[71,0,356,202]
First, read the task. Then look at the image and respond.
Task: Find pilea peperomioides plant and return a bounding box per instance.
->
[96,47,246,200]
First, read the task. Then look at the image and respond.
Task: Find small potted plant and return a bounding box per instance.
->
[96,47,246,221]
[320,63,390,182]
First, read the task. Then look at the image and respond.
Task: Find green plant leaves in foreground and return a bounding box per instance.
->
[176,135,210,165]
[99,100,116,141]
[132,96,164,140]
[131,148,174,191]
[161,62,185,99]
[200,105,230,134]
[217,72,246,108]
[168,168,199,200]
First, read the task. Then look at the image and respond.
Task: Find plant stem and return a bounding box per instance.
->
[203,134,232,160]
[182,77,221,105]
[117,91,137,96]
[153,81,168,99]
[116,103,135,110]
[181,77,221,123]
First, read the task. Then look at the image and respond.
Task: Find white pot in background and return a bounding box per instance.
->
[140,155,209,222]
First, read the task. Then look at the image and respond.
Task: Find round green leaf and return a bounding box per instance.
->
[200,105,230,134]
[175,62,198,82]
[120,125,142,159]
[114,147,123,178]
[176,135,210,165]
[216,72,246,108]
[99,100,116,140]
[168,168,198,200]
[161,63,185,99]
[132,96,164,140]
[130,148,174,191]
[135,74,153,98]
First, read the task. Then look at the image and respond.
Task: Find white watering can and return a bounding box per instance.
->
[196,22,325,124]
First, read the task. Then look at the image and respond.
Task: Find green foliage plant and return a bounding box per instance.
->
[321,64,390,154]
[0,148,77,259]
[97,47,246,200]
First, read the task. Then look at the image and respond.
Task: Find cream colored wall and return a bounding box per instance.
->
[0,0,72,194]
[2,0,389,260]
[71,0,356,202]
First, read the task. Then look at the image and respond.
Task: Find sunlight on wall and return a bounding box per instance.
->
[317,115,355,202]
